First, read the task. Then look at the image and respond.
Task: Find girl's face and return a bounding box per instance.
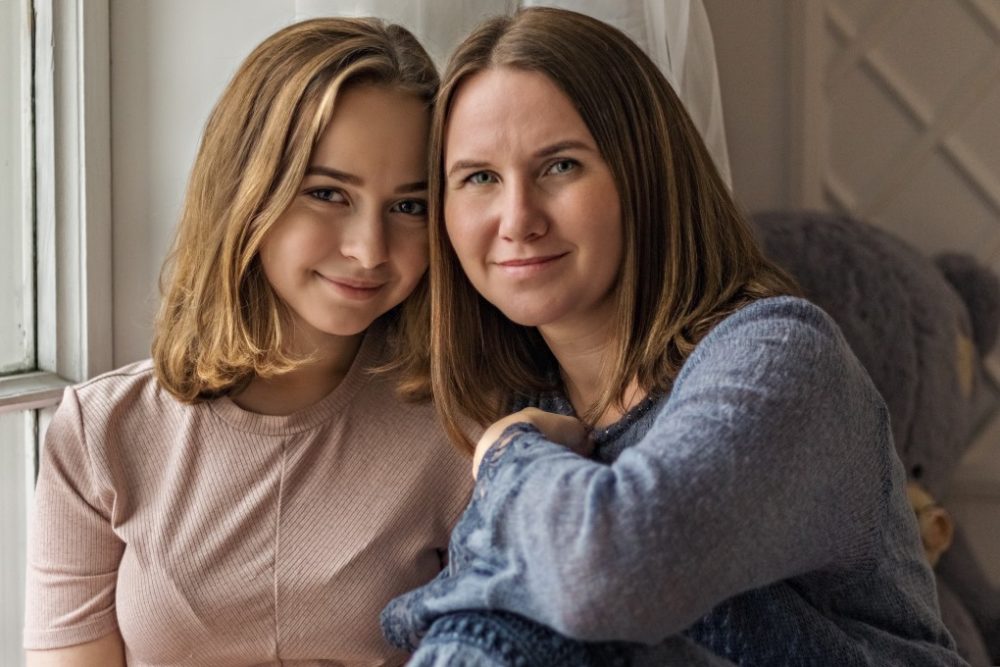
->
[260,85,430,348]
[443,68,623,336]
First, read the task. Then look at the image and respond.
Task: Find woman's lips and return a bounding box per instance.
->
[495,252,568,276]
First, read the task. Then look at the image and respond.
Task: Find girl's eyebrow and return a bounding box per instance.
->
[394,180,428,194]
[305,165,426,194]
[307,165,361,184]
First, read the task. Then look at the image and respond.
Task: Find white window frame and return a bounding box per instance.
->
[0,0,113,415]
[1,2,111,661]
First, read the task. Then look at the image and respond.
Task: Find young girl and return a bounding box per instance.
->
[24,18,471,667]
[382,8,967,666]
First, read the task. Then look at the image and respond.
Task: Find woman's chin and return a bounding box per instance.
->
[493,305,555,329]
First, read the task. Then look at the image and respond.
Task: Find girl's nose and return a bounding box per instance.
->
[341,209,388,269]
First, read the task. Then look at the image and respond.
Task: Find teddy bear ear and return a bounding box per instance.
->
[935,253,1000,355]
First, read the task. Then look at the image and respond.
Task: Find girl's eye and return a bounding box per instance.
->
[547,159,578,175]
[308,188,346,203]
[391,199,428,217]
[466,171,497,185]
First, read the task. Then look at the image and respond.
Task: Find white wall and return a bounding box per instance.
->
[703,0,790,212]
[111,1,297,365]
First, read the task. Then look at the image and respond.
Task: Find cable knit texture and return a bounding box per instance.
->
[382,297,967,666]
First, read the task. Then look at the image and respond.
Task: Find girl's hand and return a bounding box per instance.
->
[473,408,592,479]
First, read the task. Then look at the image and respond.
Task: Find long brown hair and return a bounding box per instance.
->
[153,17,438,403]
[429,7,798,451]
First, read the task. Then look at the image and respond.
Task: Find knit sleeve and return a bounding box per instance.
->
[405,610,736,667]
[382,298,891,646]
[24,386,124,649]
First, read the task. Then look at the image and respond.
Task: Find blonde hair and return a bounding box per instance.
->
[153,17,438,403]
[428,8,799,451]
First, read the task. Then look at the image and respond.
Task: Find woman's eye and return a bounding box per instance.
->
[547,159,578,175]
[466,171,497,185]
[391,199,428,217]
[308,188,346,203]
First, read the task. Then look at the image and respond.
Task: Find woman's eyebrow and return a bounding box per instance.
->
[446,140,593,178]
[446,160,491,178]
[534,139,592,157]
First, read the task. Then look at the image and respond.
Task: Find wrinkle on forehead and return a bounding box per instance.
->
[444,68,594,169]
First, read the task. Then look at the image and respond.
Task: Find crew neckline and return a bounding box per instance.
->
[535,386,664,446]
[590,390,664,445]
[209,322,385,435]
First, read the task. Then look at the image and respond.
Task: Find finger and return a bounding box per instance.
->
[533,411,588,449]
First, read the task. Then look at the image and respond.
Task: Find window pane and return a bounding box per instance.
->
[0,410,34,667]
[0,0,33,375]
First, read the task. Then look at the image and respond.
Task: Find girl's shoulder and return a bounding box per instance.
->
[59,359,204,449]
[74,358,156,392]
[71,358,180,415]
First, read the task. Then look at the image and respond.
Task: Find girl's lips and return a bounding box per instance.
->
[317,273,385,300]
[496,252,568,267]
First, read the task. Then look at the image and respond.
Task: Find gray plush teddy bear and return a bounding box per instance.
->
[751,210,1000,666]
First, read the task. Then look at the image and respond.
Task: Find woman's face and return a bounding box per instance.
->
[260,85,430,346]
[443,68,623,336]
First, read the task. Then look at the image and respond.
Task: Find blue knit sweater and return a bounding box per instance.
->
[382,297,967,665]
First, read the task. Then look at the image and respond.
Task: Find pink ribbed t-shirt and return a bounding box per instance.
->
[24,330,473,666]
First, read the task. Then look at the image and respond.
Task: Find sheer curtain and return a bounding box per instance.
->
[295,0,732,186]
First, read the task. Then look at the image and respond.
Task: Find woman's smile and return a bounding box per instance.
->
[494,252,570,277]
[444,67,623,331]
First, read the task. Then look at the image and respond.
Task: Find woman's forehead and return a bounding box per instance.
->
[444,68,592,160]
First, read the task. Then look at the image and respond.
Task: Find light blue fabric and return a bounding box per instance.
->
[382,297,967,665]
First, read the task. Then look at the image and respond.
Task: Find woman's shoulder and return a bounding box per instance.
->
[679,296,882,411]
[690,296,855,370]
[709,296,842,342]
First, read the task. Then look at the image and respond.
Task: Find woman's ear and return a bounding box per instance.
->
[907,481,955,567]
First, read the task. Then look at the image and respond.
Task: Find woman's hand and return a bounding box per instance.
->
[473,408,592,479]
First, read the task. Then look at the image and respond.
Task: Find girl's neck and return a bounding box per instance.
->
[232,331,364,416]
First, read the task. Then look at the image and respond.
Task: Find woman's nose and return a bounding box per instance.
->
[498,180,548,242]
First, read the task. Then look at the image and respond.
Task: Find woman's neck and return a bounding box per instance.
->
[232,331,364,416]
[539,321,643,428]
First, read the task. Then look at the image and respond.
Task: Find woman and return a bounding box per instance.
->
[24,18,471,666]
[382,7,966,666]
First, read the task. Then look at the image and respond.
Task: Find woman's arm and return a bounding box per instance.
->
[26,633,125,667]
[407,611,736,667]
[384,298,892,646]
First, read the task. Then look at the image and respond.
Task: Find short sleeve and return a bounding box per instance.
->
[23,387,123,649]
